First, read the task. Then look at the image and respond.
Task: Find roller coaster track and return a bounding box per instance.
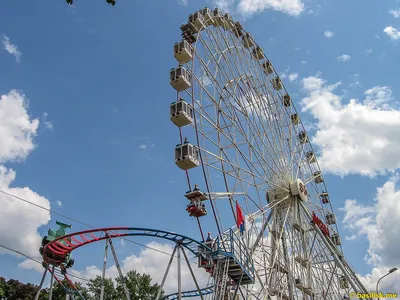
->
[42,227,212,265]
[162,286,214,299]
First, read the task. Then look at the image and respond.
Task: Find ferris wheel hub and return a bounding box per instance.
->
[290,179,308,202]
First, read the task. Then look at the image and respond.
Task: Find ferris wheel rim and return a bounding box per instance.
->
[171,9,358,299]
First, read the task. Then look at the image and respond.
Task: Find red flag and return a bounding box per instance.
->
[236,201,245,233]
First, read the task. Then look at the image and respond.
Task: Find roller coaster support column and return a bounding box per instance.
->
[48,265,56,300]
[177,245,182,299]
[180,244,204,300]
[156,244,179,300]
[100,239,109,300]
[34,266,48,300]
[108,237,130,300]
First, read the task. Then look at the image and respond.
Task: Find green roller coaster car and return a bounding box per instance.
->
[39,221,74,271]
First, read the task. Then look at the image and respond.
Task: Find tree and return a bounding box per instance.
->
[0,277,6,298]
[116,270,163,300]
[45,279,90,300]
[65,0,116,6]
[87,276,117,300]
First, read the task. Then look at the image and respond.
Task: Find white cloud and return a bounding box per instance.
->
[178,0,188,6]
[364,86,394,109]
[0,167,51,259]
[2,35,22,62]
[288,73,298,82]
[56,200,62,208]
[139,144,147,149]
[384,26,400,40]
[0,89,51,262]
[301,76,400,176]
[340,176,400,293]
[43,112,53,131]
[0,90,39,163]
[364,48,373,55]
[236,0,305,17]
[337,54,351,62]
[389,9,400,18]
[324,31,334,38]
[301,60,307,64]
[213,0,235,12]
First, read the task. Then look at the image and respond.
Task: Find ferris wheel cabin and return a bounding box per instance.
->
[298,131,309,144]
[174,40,194,65]
[189,11,205,32]
[252,46,264,60]
[213,8,225,26]
[242,33,254,48]
[320,192,330,204]
[170,98,193,127]
[262,61,274,75]
[170,66,191,91]
[223,13,234,30]
[314,171,324,183]
[200,7,214,26]
[234,22,244,38]
[331,233,341,246]
[325,213,337,225]
[175,139,200,170]
[306,151,316,163]
[291,113,300,125]
[272,77,283,90]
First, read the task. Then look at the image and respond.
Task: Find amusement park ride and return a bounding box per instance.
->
[35,7,372,300]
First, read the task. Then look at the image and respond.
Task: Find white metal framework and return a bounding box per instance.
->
[170,7,371,300]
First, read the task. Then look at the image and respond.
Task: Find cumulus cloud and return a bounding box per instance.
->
[389,9,400,18]
[237,0,305,16]
[340,176,400,293]
[0,90,39,163]
[337,54,351,62]
[383,26,400,40]
[288,73,298,82]
[2,35,22,62]
[43,112,53,131]
[0,89,51,261]
[0,168,51,259]
[213,0,235,12]
[301,76,400,176]
[364,48,373,55]
[178,0,188,6]
[324,31,334,38]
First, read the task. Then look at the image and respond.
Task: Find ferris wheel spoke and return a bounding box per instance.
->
[219,28,296,180]
[196,32,289,184]
[206,36,290,182]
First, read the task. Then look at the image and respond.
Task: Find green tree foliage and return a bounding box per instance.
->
[87,276,117,299]
[0,270,162,299]
[116,270,163,299]
[0,277,6,297]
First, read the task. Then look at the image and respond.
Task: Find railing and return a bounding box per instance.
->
[212,229,255,280]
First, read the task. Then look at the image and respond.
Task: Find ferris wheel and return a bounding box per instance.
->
[169,7,371,300]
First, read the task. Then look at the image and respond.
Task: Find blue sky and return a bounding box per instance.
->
[1,0,400,295]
